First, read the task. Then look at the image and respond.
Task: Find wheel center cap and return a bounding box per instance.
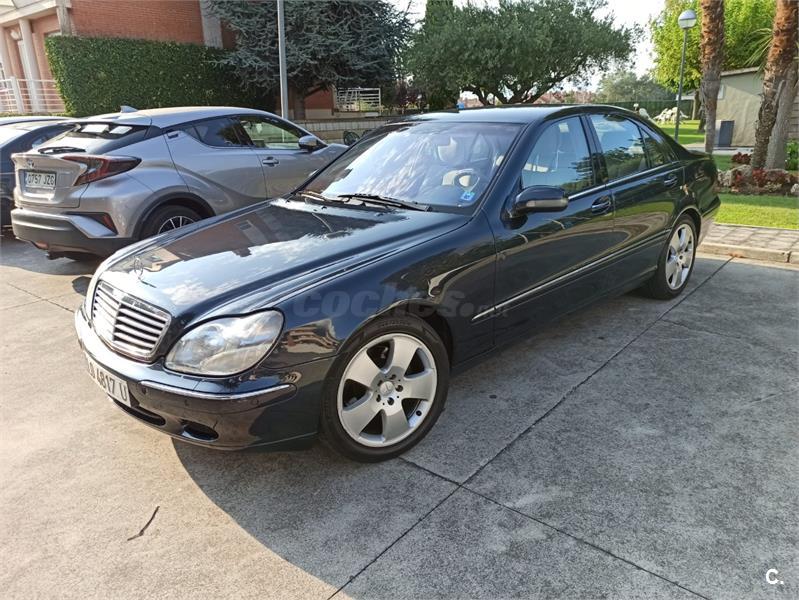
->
[379,381,395,396]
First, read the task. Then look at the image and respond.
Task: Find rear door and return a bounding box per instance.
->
[587,113,680,253]
[167,117,266,213]
[492,115,620,342]
[236,115,330,198]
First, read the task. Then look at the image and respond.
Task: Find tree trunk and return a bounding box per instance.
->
[699,0,725,154]
[290,86,307,120]
[691,95,701,120]
[765,66,798,169]
[751,0,798,168]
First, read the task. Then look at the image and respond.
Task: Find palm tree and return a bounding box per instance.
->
[751,0,798,168]
[699,0,725,154]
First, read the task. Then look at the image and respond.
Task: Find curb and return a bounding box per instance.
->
[699,242,796,263]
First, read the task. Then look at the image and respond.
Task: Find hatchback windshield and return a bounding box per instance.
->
[302,121,521,212]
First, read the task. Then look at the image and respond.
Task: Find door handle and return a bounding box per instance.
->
[662,174,679,188]
[591,196,612,214]
[262,157,279,167]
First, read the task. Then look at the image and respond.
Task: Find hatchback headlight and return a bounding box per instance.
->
[165,311,283,376]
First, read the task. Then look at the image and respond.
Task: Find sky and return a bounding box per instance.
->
[389,0,666,88]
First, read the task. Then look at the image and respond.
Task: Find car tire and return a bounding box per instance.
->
[141,205,201,239]
[641,215,697,300]
[320,314,449,462]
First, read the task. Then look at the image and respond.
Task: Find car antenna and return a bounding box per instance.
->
[119,105,138,113]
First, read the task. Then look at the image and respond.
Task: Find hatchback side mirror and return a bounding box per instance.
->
[509,186,568,217]
[298,135,321,152]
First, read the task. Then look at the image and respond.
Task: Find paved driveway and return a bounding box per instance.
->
[1,233,797,600]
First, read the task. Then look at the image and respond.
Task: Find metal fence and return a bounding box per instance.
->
[334,87,381,113]
[0,78,65,114]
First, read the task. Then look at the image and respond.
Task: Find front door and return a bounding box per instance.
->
[491,116,622,343]
[236,115,329,198]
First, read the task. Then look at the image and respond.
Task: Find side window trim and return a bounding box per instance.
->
[518,115,597,193]
[638,122,678,167]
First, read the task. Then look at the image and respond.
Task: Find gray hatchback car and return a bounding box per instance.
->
[10,106,346,258]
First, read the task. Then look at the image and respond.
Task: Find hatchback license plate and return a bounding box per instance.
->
[86,355,130,406]
[25,171,56,190]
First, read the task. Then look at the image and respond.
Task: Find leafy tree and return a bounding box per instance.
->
[595,71,673,102]
[407,0,637,106]
[208,0,411,118]
[404,0,460,109]
[752,0,798,168]
[651,0,776,91]
[699,0,724,153]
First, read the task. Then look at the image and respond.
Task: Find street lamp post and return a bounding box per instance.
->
[277,0,289,119]
[674,9,697,143]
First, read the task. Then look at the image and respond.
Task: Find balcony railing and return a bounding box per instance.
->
[0,78,65,114]
[334,87,381,113]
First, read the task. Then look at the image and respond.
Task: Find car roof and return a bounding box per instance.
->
[407,104,637,125]
[77,106,274,128]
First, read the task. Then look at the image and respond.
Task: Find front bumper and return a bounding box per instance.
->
[75,309,331,450]
[11,207,134,257]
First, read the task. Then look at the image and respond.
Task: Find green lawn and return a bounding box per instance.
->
[716,193,798,230]
[658,119,705,145]
[713,154,733,172]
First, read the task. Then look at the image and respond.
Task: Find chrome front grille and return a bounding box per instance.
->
[91,281,171,360]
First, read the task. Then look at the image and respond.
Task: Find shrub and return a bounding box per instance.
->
[731,152,751,165]
[786,140,798,171]
[45,36,257,116]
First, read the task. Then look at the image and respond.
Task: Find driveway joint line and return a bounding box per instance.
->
[328,483,460,599]
[5,281,75,314]
[660,317,799,356]
[462,486,712,600]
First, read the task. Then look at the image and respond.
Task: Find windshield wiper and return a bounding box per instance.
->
[297,190,336,202]
[37,146,86,155]
[336,193,430,212]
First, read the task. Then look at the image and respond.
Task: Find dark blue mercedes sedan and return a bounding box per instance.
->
[75,105,719,461]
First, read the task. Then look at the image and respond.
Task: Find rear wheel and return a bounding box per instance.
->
[641,215,697,299]
[320,315,449,462]
[141,205,201,239]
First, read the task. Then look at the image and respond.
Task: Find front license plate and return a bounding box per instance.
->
[86,355,131,406]
[25,171,56,190]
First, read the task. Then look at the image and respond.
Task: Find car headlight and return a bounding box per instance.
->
[165,311,283,376]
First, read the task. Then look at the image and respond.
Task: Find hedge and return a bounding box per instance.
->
[45,36,256,117]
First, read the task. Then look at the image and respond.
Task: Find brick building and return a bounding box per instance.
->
[0,0,225,112]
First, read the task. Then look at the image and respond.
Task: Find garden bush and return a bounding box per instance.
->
[45,36,256,116]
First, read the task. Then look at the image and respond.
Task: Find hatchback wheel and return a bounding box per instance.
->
[321,315,449,462]
[641,215,697,299]
[141,205,201,239]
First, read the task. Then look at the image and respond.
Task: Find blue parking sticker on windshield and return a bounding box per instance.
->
[460,190,475,202]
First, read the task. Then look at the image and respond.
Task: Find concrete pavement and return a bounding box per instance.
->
[1,232,797,600]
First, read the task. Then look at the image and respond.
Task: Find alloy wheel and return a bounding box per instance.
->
[337,333,437,448]
[157,215,195,234]
[666,223,695,290]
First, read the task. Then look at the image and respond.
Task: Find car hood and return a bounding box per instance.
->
[100,198,467,319]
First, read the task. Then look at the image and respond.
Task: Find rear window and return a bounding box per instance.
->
[41,122,150,154]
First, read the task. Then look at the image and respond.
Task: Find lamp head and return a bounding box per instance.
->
[678,9,697,30]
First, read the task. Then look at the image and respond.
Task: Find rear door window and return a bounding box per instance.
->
[182,117,247,147]
[42,122,149,154]
[589,114,648,181]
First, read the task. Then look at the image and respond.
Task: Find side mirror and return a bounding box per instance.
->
[509,186,568,217]
[298,135,321,152]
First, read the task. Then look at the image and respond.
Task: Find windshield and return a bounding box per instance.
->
[302,121,521,212]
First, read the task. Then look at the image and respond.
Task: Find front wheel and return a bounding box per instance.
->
[641,215,697,299]
[320,315,449,462]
